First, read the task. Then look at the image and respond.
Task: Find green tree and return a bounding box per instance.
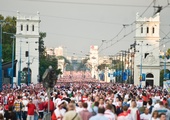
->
[39,33,62,82]
[0,15,16,63]
[160,69,170,86]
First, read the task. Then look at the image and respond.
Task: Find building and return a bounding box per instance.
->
[54,46,63,56]
[15,11,40,84]
[134,13,160,87]
[46,48,54,56]
[88,45,99,79]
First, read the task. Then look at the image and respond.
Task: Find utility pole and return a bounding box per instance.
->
[26,41,30,85]
[139,41,143,88]
[18,39,22,86]
[0,21,3,91]
[164,44,166,81]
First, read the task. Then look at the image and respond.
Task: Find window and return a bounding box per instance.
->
[144,53,149,58]
[32,25,34,31]
[152,27,155,33]
[147,27,149,33]
[26,25,29,31]
[21,24,23,31]
[141,26,143,33]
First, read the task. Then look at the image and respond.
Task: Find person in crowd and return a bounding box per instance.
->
[89,107,108,120]
[38,97,45,120]
[81,93,88,103]
[0,113,4,120]
[140,107,151,120]
[7,93,15,107]
[63,103,81,120]
[117,105,132,120]
[79,102,92,120]
[51,100,66,120]
[89,101,99,115]
[32,96,39,120]
[152,101,170,120]
[159,113,166,120]
[14,96,23,120]
[27,98,39,120]
[22,96,29,120]
[116,100,123,115]
[104,104,116,120]
[151,110,159,120]
[4,106,17,120]
[76,101,83,113]
[44,97,55,114]
[128,100,140,120]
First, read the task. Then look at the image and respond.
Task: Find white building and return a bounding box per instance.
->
[134,13,160,87]
[15,11,40,84]
[54,46,63,56]
[46,48,54,56]
[89,45,99,79]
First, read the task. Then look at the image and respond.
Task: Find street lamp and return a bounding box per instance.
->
[3,32,15,88]
[139,41,143,88]
[163,44,166,81]
[26,41,30,85]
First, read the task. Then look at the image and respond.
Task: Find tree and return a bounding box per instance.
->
[39,33,62,82]
[0,15,16,63]
[160,69,170,86]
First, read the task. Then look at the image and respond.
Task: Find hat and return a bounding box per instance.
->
[58,100,68,106]
[58,101,64,106]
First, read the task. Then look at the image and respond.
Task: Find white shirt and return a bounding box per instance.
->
[104,110,116,120]
[22,99,29,111]
[54,108,66,120]
[140,113,151,120]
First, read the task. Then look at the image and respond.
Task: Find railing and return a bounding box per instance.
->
[42,113,51,120]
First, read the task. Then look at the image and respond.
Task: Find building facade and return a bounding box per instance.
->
[15,11,40,84]
[134,13,160,87]
[54,46,63,56]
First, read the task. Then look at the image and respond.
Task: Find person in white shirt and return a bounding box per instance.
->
[22,96,29,120]
[104,104,116,120]
[52,100,66,120]
[128,100,140,120]
[140,107,151,120]
[152,101,170,120]
[76,101,83,113]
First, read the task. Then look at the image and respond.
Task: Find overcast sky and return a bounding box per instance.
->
[1,0,170,57]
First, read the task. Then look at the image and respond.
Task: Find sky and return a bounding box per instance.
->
[0,0,170,58]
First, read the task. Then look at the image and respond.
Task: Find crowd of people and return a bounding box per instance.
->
[0,82,169,120]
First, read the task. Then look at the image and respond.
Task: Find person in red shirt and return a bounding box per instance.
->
[0,94,4,105]
[7,93,15,107]
[27,98,39,120]
[81,93,88,103]
[44,97,55,114]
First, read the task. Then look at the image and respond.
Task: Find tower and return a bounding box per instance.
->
[15,11,40,84]
[134,13,160,87]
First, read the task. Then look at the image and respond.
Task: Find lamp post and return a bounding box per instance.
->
[18,39,22,86]
[164,44,166,81]
[3,32,15,88]
[139,41,143,88]
[26,41,30,85]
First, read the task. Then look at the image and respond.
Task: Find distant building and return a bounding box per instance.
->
[54,46,63,56]
[46,48,54,56]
